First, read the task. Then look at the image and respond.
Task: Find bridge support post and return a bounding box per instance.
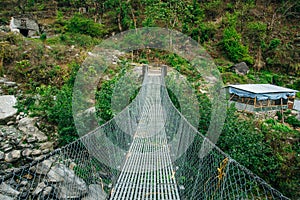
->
[161,65,167,77]
[142,64,148,79]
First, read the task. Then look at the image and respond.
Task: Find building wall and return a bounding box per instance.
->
[294,100,300,111]
[229,101,287,112]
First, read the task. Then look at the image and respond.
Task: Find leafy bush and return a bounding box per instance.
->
[40,33,47,42]
[218,106,279,180]
[269,38,281,50]
[218,107,299,198]
[221,27,253,64]
[222,12,238,27]
[203,0,222,19]
[286,116,300,128]
[223,70,253,84]
[16,63,80,146]
[273,122,291,132]
[48,84,77,145]
[194,22,217,43]
[276,111,283,121]
[95,78,117,123]
[288,79,300,94]
[66,14,107,38]
[246,21,267,42]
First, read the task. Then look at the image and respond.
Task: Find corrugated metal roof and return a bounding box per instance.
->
[227,84,298,94]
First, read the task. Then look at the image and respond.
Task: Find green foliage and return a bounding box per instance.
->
[221,72,251,84]
[95,78,117,123]
[288,79,300,96]
[260,118,300,198]
[203,0,222,19]
[163,53,199,80]
[166,88,181,111]
[246,21,267,42]
[286,116,300,128]
[40,33,47,42]
[218,106,299,198]
[222,12,238,27]
[49,84,77,145]
[0,17,8,25]
[272,122,292,132]
[95,66,140,124]
[15,60,31,74]
[221,27,253,64]
[66,14,107,38]
[143,0,188,28]
[218,106,277,178]
[276,111,283,121]
[259,71,273,83]
[56,10,65,25]
[142,17,155,27]
[196,93,211,134]
[16,63,81,146]
[268,38,281,50]
[191,22,217,43]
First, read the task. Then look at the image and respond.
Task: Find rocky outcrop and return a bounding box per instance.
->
[82,184,107,200]
[48,164,88,199]
[0,95,17,125]
[0,193,14,200]
[1,161,97,199]
[231,62,249,75]
[32,159,53,175]
[4,150,21,163]
[0,159,106,199]
[18,117,48,142]
[0,123,53,171]
[0,183,20,198]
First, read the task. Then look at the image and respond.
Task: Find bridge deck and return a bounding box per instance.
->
[110,75,180,200]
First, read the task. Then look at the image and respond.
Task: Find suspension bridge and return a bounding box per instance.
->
[0,66,289,200]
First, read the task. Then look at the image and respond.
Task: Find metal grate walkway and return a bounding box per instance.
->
[110,75,180,200]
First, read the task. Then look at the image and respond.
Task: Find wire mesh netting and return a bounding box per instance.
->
[0,67,289,200]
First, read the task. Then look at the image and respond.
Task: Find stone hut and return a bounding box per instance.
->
[9,16,39,37]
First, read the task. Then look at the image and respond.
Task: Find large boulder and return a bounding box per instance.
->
[0,96,17,125]
[82,184,107,200]
[0,151,4,160]
[0,193,14,200]
[32,159,53,175]
[0,182,20,198]
[4,150,21,163]
[32,182,46,196]
[231,62,249,75]
[47,164,88,199]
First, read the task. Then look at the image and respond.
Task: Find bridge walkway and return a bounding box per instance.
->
[110,75,180,200]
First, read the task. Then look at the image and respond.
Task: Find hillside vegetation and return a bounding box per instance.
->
[0,0,299,199]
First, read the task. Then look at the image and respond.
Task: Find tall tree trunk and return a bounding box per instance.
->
[130,5,137,32]
[118,0,123,32]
